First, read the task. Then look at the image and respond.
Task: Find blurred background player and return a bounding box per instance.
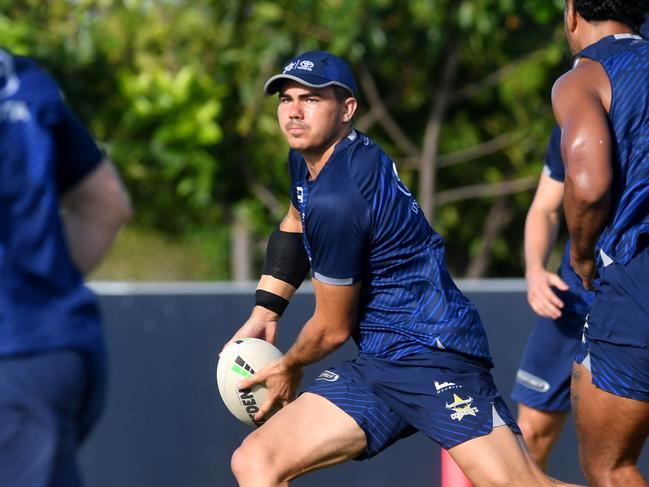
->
[0,49,131,486]
[512,126,594,471]
[226,50,580,487]
[552,1,649,484]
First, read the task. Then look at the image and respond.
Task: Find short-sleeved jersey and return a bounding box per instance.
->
[543,126,594,316]
[0,49,104,358]
[288,130,491,360]
[574,34,649,266]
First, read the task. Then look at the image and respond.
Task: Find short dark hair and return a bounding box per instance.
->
[333,85,353,103]
[573,0,649,32]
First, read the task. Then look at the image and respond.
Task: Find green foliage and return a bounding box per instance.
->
[1,0,572,279]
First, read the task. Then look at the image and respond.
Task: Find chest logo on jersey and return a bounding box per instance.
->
[445,394,479,421]
[296,186,304,204]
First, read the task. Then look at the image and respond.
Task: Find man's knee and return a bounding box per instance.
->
[516,413,561,462]
[231,434,282,485]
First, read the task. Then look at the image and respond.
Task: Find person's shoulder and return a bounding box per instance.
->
[2,51,62,103]
[551,60,606,112]
[344,130,385,174]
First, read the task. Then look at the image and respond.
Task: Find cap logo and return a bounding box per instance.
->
[283,61,297,73]
[297,60,314,71]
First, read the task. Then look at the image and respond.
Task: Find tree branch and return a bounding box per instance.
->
[398,132,520,169]
[435,176,537,206]
[358,66,420,157]
[464,196,513,278]
[449,48,548,104]
[437,132,518,168]
[419,44,460,220]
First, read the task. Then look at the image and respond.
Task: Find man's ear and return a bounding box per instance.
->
[341,97,357,123]
[565,0,578,35]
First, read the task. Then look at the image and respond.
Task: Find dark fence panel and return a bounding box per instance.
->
[78,281,648,486]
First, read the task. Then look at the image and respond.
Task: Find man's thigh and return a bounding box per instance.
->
[238,392,369,481]
[572,363,649,469]
[0,351,86,487]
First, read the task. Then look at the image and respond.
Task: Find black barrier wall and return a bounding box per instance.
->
[79,281,649,487]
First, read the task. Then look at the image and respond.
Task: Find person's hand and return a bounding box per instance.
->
[570,251,597,291]
[236,357,303,422]
[526,268,569,319]
[221,306,279,354]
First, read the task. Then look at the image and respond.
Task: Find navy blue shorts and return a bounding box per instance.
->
[576,239,649,401]
[511,312,585,411]
[303,350,520,459]
[0,350,105,487]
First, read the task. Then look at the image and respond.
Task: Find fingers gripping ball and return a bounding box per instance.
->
[217,338,283,428]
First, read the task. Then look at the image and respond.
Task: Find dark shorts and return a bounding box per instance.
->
[303,350,520,459]
[511,312,585,411]
[0,350,106,487]
[575,239,649,401]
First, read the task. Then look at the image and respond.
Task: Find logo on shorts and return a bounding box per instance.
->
[445,394,479,421]
[316,370,339,382]
[434,380,462,393]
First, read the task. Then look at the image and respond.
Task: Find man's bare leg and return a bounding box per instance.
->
[571,363,649,487]
[231,392,367,487]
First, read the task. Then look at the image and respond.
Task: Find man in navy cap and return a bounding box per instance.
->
[225,51,577,486]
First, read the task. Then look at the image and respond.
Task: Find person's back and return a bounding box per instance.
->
[0,49,131,487]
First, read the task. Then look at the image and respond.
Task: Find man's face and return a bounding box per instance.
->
[277,81,348,153]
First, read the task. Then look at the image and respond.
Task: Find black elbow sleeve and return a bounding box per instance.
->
[262,229,311,288]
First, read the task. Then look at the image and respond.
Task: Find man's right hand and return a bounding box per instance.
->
[221,306,280,354]
[526,269,569,319]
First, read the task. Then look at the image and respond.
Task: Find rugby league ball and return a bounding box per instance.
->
[217,338,283,428]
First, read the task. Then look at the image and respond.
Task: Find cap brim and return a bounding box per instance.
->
[263,73,354,96]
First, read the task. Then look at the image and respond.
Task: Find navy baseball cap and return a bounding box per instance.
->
[263,51,357,97]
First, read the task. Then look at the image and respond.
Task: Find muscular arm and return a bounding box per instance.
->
[525,173,569,318]
[552,60,613,287]
[59,158,132,275]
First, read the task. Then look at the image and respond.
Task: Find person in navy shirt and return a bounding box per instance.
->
[226,51,578,486]
[0,49,131,486]
[512,126,594,471]
[552,1,649,484]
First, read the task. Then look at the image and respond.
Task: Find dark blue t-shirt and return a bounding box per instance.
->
[289,130,491,360]
[543,126,594,316]
[0,49,104,358]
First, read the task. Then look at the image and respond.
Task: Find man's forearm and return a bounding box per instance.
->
[282,316,350,369]
[564,184,610,259]
[524,208,559,276]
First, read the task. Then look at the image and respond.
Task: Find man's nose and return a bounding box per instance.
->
[288,102,303,118]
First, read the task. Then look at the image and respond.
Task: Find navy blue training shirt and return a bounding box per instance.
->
[0,49,104,358]
[543,126,594,316]
[575,34,649,266]
[289,130,491,360]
